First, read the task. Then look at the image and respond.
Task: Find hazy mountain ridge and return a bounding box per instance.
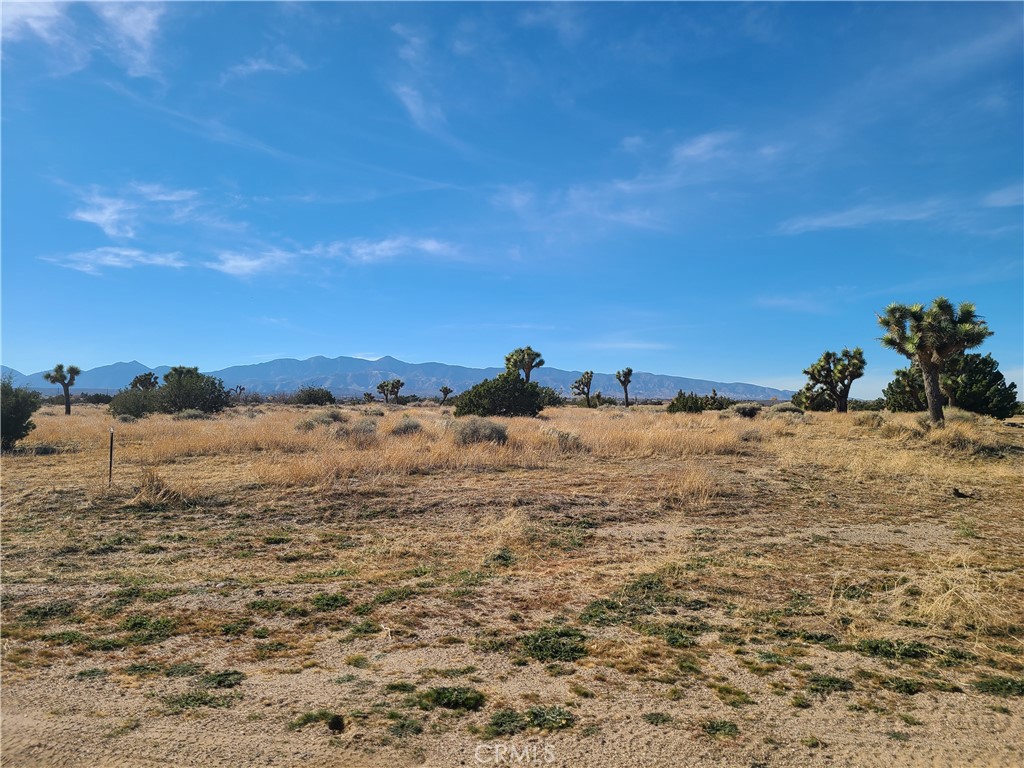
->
[3,356,794,401]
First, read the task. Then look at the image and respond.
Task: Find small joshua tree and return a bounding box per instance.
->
[571,371,594,408]
[376,381,390,404]
[43,363,81,415]
[388,379,405,403]
[439,385,453,404]
[129,372,159,391]
[505,346,545,383]
[615,367,633,408]
[878,297,992,426]
[793,348,866,413]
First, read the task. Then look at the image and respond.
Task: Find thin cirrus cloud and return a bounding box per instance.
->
[68,183,201,238]
[45,247,186,275]
[91,2,166,78]
[4,2,168,78]
[982,184,1024,208]
[391,83,447,134]
[220,46,308,84]
[777,200,943,235]
[312,236,457,265]
[205,237,458,276]
[205,249,295,277]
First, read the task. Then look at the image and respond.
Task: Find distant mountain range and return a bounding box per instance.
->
[1,356,794,401]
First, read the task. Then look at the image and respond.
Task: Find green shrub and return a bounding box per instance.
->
[769,402,804,414]
[109,388,160,419]
[454,372,544,418]
[415,686,486,711]
[521,626,588,662]
[296,411,347,431]
[487,709,528,736]
[290,386,336,406]
[453,416,508,445]
[172,409,212,421]
[158,366,231,414]
[731,402,762,418]
[526,705,576,730]
[972,676,1024,697]
[1,376,42,450]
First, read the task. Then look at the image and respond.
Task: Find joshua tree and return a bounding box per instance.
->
[129,372,159,391]
[43,363,81,415]
[615,367,633,408]
[376,381,390,404]
[571,371,594,408]
[794,348,866,413]
[439,385,453,404]
[878,297,992,426]
[388,379,405,403]
[505,346,545,383]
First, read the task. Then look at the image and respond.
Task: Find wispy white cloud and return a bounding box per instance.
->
[391,84,447,134]
[205,249,295,277]
[493,130,749,234]
[128,182,198,203]
[671,131,737,163]
[519,5,585,46]
[92,2,165,78]
[220,45,307,84]
[754,294,831,314]
[391,23,427,64]
[68,182,204,237]
[312,236,457,265]
[106,81,299,160]
[46,246,185,274]
[3,2,165,77]
[70,190,137,237]
[982,184,1023,208]
[2,2,68,44]
[778,200,943,235]
[584,337,671,351]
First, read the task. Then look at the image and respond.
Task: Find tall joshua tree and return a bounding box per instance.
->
[794,348,866,413]
[615,367,633,408]
[877,297,992,426]
[43,363,81,415]
[439,386,453,404]
[571,371,594,408]
[376,381,390,403]
[505,346,545,383]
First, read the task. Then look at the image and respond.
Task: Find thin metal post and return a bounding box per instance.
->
[109,429,114,487]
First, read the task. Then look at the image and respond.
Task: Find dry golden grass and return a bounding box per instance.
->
[2,403,1023,767]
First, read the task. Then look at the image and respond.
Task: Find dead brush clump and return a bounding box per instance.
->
[925,422,1007,456]
[830,552,1016,640]
[126,467,204,508]
[878,414,930,441]
[543,427,587,454]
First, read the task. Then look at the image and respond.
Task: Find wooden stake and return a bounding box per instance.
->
[109,429,114,487]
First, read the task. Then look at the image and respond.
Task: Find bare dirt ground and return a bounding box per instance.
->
[2,404,1022,767]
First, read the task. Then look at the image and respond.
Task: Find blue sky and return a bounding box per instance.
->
[2,2,1021,397]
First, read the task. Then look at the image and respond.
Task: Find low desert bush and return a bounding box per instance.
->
[391,416,423,436]
[453,417,507,445]
[731,403,762,419]
[172,409,212,421]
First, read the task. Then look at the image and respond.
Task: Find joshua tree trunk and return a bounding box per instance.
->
[622,386,630,408]
[836,383,852,413]
[62,383,72,415]
[920,360,945,426]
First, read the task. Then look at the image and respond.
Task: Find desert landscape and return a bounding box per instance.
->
[2,402,1021,767]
